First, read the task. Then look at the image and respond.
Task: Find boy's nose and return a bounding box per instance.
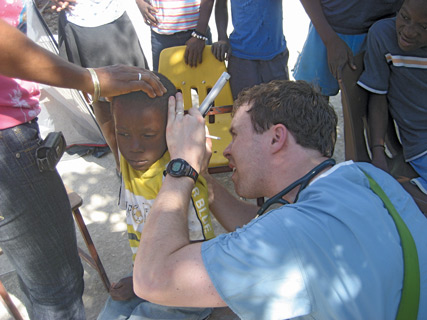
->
[130,138,144,152]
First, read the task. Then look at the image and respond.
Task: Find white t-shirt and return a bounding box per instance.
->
[66,0,124,27]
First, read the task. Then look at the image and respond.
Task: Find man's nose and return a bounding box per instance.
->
[223,142,231,159]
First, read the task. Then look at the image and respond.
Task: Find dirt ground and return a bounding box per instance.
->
[0,1,345,319]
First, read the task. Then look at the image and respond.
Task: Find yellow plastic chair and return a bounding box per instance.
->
[158,45,233,173]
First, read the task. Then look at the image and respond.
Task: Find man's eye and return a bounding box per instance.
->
[401,12,409,20]
[144,134,155,138]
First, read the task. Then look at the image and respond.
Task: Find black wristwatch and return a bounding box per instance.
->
[165,158,199,183]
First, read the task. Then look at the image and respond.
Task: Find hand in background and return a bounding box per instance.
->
[50,0,76,12]
[326,36,356,81]
[185,37,205,67]
[211,40,231,62]
[136,0,159,26]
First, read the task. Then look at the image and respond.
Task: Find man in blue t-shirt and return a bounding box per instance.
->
[131,80,427,319]
[211,0,289,99]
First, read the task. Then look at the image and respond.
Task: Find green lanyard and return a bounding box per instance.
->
[363,171,420,320]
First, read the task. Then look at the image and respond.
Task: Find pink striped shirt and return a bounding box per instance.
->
[150,0,201,34]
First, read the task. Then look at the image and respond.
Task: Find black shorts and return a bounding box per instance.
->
[58,11,148,69]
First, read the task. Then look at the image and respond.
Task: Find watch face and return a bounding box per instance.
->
[171,161,183,173]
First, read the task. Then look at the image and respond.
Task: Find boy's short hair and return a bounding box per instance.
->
[112,73,177,115]
[233,80,337,157]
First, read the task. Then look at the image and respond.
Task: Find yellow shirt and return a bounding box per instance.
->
[120,151,215,261]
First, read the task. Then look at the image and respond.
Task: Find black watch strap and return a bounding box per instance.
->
[165,158,199,183]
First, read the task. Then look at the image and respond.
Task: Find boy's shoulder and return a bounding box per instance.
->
[369,17,396,38]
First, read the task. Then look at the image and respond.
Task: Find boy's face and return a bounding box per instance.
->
[396,0,427,51]
[114,101,167,171]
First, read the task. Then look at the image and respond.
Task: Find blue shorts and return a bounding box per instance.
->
[293,23,367,96]
[410,152,427,195]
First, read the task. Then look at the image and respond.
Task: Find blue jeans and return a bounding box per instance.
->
[151,28,212,71]
[98,294,212,320]
[0,120,85,319]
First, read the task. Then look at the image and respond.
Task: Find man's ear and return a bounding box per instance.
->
[270,124,287,153]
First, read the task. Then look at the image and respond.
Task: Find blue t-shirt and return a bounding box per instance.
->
[202,161,427,319]
[229,0,287,60]
[321,0,402,34]
[358,18,427,161]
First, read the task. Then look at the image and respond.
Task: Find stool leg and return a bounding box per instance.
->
[72,208,111,292]
[0,280,24,320]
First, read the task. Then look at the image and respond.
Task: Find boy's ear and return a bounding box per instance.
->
[270,124,287,153]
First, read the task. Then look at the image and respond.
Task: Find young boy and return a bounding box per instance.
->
[97,74,214,319]
[357,0,427,194]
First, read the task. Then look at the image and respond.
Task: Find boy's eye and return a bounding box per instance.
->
[401,12,409,20]
[422,25,427,31]
[118,132,130,137]
[144,134,156,138]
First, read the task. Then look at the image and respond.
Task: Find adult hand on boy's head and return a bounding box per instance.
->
[166,93,207,173]
[93,65,166,100]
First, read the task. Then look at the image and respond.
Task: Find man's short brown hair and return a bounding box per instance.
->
[233,80,337,157]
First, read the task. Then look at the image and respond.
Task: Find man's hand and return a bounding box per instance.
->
[166,93,207,172]
[110,276,136,301]
[326,36,356,80]
[136,0,159,26]
[185,37,205,67]
[94,65,166,99]
[50,0,76,12]
[211,40,231,61]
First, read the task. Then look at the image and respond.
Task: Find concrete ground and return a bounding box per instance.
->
[0,1,345,319]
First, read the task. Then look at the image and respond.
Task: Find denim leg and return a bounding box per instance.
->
[97,295,146,320]
[98,294,212,320]
[0,121,85,319]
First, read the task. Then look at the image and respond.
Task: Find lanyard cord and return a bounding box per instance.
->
[362,170,420,320]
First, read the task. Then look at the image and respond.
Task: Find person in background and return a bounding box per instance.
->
[212,0,289,100]
[357,0,427,195]
[0,6,165,317]
[136,0,215,71]
[54,0,149,175]
[293,0,403,99]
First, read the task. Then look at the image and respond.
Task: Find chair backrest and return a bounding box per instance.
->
[339,52,426,214]
[159,45,234,171]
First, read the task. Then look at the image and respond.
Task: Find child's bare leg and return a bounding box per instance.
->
[92,100,120,172]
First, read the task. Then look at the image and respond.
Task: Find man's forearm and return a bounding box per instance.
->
[0,19,94,94]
